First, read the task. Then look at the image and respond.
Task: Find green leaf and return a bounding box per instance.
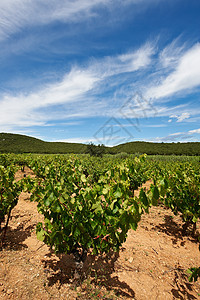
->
[139,188,148,207]
[36,223,45,242]
[114,187,122,198]
[54,204,61,213]
[151,186,159,206]
[192,216,198,223]
[92,202,103,213]
[110,199,117,210]
[121,171,127,181]
[120,211,128,225]
[37,229,45,242]
[78,204,83,211]
[102,187,109,195]
[81,174,87,183]
[73,226,80,239]
[44,198,51,207]
[59,196,66,204]
[71,197,75,204]
[130,221,137,230]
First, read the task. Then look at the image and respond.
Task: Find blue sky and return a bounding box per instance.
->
[0,0,200,146]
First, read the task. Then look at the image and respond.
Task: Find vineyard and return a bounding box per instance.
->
[0,153,200,299]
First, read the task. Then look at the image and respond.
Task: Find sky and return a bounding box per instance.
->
[0,0,200,146]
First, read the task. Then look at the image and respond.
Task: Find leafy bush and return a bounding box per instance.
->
[86,143,106,157]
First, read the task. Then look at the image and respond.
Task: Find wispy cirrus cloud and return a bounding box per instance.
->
[0,68,99,127]
[0,43,154,129]
[0,0,106,40]
[0,0,161,41]
[159,37,186,69]
[89,42,154,77]
[146,43,200,100]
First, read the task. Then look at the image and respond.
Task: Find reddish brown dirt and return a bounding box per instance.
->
[0,169,200,299]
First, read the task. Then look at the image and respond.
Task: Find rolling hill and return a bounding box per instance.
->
[0,133,86,154]
[113,141,200,156]
[0,133,200,155]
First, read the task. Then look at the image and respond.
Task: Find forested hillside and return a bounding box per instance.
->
[0,133,86,154]
[112,141,200,156]
[0,133,200,155]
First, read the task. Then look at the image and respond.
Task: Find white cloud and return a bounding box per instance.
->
[0,68,99,127]
[177,113,190,122]
[169,112,190,123]
[0,0,159,41]
[159,38,186,69]
[0,0,106,40]
[0,43,154,129]
[146,43,200,99]
[153,127,200,142]
[169,132,184,136]
[118,43,154,72]
[189,128,200,134]
[154,132,193,142]
[90,43,154,78]
[142,124,167,128]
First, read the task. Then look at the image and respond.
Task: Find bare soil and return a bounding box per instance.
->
[0,167,200,299]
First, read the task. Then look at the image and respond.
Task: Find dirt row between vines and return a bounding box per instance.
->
[0,167,200,299]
